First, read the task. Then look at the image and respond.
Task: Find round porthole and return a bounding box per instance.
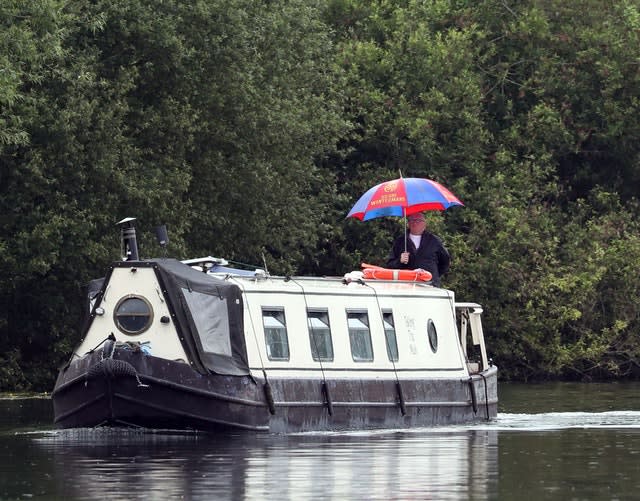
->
[427,319,438,353]
[114,295,153,335]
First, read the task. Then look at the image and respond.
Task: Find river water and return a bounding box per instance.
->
[1,382,639,500]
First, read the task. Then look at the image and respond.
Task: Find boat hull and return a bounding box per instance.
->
[53,348,498,432]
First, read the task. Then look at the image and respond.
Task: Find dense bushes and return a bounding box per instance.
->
[1,0,639,389]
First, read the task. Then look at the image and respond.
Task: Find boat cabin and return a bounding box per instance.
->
[76,257,489,382]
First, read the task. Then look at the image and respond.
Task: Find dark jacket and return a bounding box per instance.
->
[386,231,450,287]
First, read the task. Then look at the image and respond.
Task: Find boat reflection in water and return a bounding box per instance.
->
[34,428,498,499]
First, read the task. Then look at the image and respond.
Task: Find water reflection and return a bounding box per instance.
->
[3,383,640,500]
[0,394,51,433]
[30,428,498,500]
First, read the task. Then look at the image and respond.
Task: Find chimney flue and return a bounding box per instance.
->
[116,217,139,261]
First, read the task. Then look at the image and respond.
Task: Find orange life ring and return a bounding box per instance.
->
[360,263,432,282]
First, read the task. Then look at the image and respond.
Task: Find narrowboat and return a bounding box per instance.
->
[52,218,497,432]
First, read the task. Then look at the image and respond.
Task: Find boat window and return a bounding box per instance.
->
[181,288,232,356]
[347,311,373,362]
[382,310,399,362]
[427,319,438,353]
[262,308,290,361]
[307,310,334,362]
[114,295,153,335]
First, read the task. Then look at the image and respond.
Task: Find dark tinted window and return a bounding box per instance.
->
[114,296,153,335]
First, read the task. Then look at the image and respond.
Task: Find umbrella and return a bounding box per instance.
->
[346,177,463,221]
[346,176,463,251]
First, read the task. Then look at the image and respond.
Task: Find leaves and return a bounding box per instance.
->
[2,0,640,389]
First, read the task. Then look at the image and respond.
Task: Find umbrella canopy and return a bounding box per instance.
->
[346,177,463,221]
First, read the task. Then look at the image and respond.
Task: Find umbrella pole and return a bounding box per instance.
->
[404,209,407,253]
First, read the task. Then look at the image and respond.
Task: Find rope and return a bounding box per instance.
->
[359,280,406,415]
[225,258,264,270]
[288,277,333,416]
[101,336,116,360]
[232,278,275,415]
[88,333,116,355]
[64,333,116,371]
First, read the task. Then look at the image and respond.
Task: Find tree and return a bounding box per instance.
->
[0,0,349,389]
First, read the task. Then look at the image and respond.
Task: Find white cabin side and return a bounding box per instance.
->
[233,277,470,380]
[75,267,190,362]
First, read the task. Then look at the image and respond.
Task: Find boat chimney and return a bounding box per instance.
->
[117,217,139,261]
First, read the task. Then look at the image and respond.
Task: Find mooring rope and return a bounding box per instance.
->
[232,279,276,415]
[288,277,333,416]
[88,332,116,355]
[359,280,406,416]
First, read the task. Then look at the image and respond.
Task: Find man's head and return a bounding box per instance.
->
[407,213,426,234]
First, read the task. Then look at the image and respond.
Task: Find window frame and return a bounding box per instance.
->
[346,309,374,362]
[427,318,438,353]
[261,307,290,361]
[113,295,154,335]
[382,310,399,362]
[307,309,334,362]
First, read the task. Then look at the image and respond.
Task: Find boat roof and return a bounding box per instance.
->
[178,256,452,298]
[213,272,452,298]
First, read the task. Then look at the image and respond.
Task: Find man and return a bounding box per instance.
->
[386,213,450,287]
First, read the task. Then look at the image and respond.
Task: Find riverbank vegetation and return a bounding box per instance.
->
[2,0,640,390]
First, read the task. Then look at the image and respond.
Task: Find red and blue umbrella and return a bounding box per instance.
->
[346,177,463,221]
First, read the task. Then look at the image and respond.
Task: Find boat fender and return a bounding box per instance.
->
[469,378,478,414]
[322,382,334,416]
[396,381,407,416]
[263,382,276,415]
[480,373,490,420]
[360,263,432,282]
[87,358,136,379]
[342,271,364,284]
[85,358,149,388]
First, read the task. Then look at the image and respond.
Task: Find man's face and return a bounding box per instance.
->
[408,215,426,233]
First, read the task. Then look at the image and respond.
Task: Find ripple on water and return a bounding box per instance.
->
[486,410,640,431]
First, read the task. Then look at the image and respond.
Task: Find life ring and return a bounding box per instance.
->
[360,263,432,282]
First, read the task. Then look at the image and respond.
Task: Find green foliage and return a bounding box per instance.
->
[327,0,489,276]
[2,0,640,390]
[328,0,640,380]
[175,0,350,274]
[0,350,29,392]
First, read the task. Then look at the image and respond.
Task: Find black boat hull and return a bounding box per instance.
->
[52,348,498,433]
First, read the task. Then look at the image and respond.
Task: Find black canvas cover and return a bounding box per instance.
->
[87,278,105,302]
[80,277,106,332]
[150,259,249,376]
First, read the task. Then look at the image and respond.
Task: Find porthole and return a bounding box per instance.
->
[427,319,438,353]
[114,295,153,335]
